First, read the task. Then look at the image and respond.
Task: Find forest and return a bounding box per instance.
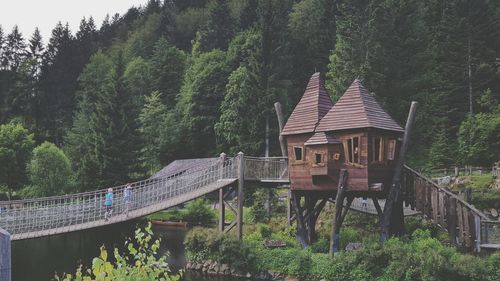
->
[0,0,499,199]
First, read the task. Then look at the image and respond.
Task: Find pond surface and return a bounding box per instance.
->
[11,220,254,281]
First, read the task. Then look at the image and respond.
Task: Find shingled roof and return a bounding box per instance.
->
[282,72,334,135]
[315,79,404,132]
[304,132,340,146]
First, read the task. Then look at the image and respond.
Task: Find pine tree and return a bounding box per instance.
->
[4,25,27,71]
[0,25,6,69]
[149,37,186,106]
[177,49,230,157]
[39,22,79,144]
[192,0,234,53]
[138,91,168,174]
[28,28,44,78]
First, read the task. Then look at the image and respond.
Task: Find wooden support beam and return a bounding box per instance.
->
[292,192,308,247]
[219,153,226,233]
[274,102,288,158]
[305,196,319,244]
[0,228,11,281]
[372,198,383,220]
[339,196,354,229]
[287,190,292,229]
[237,152,245,240]
[219,187,225,232]
[381,101,418,242]
[330,169,348,255]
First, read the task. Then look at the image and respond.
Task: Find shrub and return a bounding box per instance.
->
[339,226,362,249]
[259,224,272,239]
[184,227,218,261]
[183,198,215,225]
[56,223,181,281]
[214,235,257,273]
[310,238,329,253]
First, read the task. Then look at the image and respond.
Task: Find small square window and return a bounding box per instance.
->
[315,153,322,164]
[294,146,303,161]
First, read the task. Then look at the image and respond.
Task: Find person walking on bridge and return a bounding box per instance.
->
[104,188,114,221]
[123,184,132,217]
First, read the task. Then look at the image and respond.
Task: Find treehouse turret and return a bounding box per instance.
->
[282,74,404,195]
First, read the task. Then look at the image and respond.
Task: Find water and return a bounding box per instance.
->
[11,220,252,281]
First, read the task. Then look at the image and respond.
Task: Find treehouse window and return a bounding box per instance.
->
[343,137,360,165]
[372,136,384,162]
[294,146,303,161]
[387,139,396,160]
[315,153,322,164]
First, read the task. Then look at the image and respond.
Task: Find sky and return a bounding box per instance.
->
[0,0,149,42]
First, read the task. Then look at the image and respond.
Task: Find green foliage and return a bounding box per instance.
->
[139,91,168,175]
[183,198,215,225]
[184,228,256,273]
[184,227,218,262]
[26,141,74,197]
[177,49,230,157]
[310,238,329,253]
[458,113,500,166]
[213,234,257,273]
[258,224,272,239]
[0,121,34,198]
[57,223,181,281]
[471,190,500,210]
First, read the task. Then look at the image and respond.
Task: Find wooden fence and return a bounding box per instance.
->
[403,165,500,252]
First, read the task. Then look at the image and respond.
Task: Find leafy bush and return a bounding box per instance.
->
[184,227,218,262]
[310,238,329,253]
[258,224,272,238]
[183,198,215,225]
[471,190,500,209]
[339,226,362,249]
[213,235,257,273]
[56,223,181,281]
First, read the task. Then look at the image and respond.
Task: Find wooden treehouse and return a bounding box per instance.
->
[280,73,415,251]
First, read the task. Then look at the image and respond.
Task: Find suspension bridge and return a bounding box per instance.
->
[0,154,499,251]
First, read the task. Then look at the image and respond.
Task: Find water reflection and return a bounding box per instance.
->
[11,220,255,281]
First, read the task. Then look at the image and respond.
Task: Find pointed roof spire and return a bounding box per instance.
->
[282,72,334,135]
[316,79,404,132]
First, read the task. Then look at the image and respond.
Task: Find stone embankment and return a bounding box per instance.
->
[185,260,285,280]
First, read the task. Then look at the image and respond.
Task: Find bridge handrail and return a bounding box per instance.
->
[0,157,224,206]
[404,164,491,221]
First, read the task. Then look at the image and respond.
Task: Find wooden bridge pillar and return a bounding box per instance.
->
[330,169,348,255]
[237,152,245,240]
[0,228,11,281]
[219,153,227,233]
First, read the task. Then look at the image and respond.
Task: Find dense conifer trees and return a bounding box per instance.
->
[0,0,498,195]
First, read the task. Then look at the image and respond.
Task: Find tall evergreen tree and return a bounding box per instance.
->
[149,37,186,106]
[3,25,27,71]
[177,49,230,157]
[192,0,235,53]
[39,22,79,144]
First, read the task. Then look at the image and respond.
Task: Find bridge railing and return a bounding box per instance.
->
[403,165,500,251]
[244,156,288,181]
[0,156,237,237]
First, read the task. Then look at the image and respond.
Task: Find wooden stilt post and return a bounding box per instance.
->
[274,102,288,158]
[305,195,319,244]
[448,196,457,245]
[292,192,308,247]
[0,228,11,281]
[237,152,245,240]
[219,153,227,232]
[330,169,348,255]
[381,101,418,242]
[287,190,292,229]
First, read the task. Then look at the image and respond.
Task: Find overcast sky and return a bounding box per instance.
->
[0,0,149,42]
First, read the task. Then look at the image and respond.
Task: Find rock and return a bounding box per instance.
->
[195,263,203,271]
[345,242,363,251]
[246,272,252,278]
[491,208,498,218]
[284,277,300,281]
[495,179,500,190]
[220,263,230,274]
